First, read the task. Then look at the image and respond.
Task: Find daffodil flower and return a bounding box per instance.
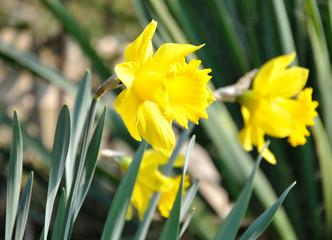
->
[119,149,190,220]
[114,20,214,156]
[237,53,318,164]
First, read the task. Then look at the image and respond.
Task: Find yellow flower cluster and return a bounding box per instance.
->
[114,20,214,157]
[238,53,318,164]
[119,149,190,220]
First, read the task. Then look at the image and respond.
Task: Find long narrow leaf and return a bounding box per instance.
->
[180,179,199,221]
[240,182,297,240]
[66,70,91,191]
[179,208,195,239]
[5,111,23,240]
[134,122,195,240]
[74,107,107,219]
[213,145,265,240]
[159,136,195,240]
[101,141,147,240]
[0,40,76,93]
[14,172,34,240]
[51,189,67,240]
[60,98,98,240]
[42,105,71,240]
[271,0,297,56]
[311,116,332,237]
[41,0,110,79]
[202,102,297,240]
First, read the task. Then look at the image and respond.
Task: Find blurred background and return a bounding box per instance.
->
[0,0,331,239]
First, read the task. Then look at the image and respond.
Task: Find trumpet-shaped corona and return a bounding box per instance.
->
[114,20,214,156]
[237,53,318,164]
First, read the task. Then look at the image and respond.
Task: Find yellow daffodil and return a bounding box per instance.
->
[237,53,318,164]
[120,149,190,220]
[114,20,214,156]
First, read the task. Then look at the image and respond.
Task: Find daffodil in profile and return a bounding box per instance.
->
[114,20,214,156]
[119,149,190,220]
[237,53,318,164]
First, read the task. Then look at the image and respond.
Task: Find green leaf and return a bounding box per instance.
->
[60,98,99,240]
[159,136,196,240]
[180,179,200,221]
[201,102,297,240]
[134,123,195,240]
[179,208,195,239]
[311,116,332,237]
[101,141,147,240]
[66,70,91,191]
[14,172,34,240]
[271,0,297,56]
[40,0,110,79]
[0,40,77,93]
[51,189,67,240]
[304,0,332,147]
[240,182,297,240]
[74,107,107,219]
[42,105,71,240]
[213,145,264,240]
[5,111,23,240]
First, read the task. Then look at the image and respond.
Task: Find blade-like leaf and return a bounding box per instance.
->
[0,40,76,93]
[212,144,265,240]
[240,182,297,240]
[51,188,67,240]
[5,111,23,240]
[311,116,332,237]
[159,136,196,240]
[201,102,297,240]
[60,98,99,240]
[134,122,195,240]
[41,0,110,79]
[74,107,107,219]
[66,70,91,191]
[101,141,147,240]
[14,172,34,240]
[180,179,199,221]
[179,208,195,239]
[42,105,71,240]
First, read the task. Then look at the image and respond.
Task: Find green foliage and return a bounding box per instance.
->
[1,0,331,239]
[101,141,147,240]
[42,105,71,240]
[5,111,23,240]
[15,172,34,240]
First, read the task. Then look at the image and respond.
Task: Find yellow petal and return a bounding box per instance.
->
[151,43,204,72]
[166,59,212,128]
[137,102,175,157]
[138,167,173,192]
[141,149,184,168]
[239,126,253,151]
[114,88,142,141]
[158,175,191,218]
[261,148,277,164]
[126,204,134,220]
[114,61,139,88]
[131,184,151,220]
[253,53,296,91]
[124,20,157,64]
[259,67,309,98]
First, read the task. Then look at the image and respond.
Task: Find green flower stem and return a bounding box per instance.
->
[60,97,99,240]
